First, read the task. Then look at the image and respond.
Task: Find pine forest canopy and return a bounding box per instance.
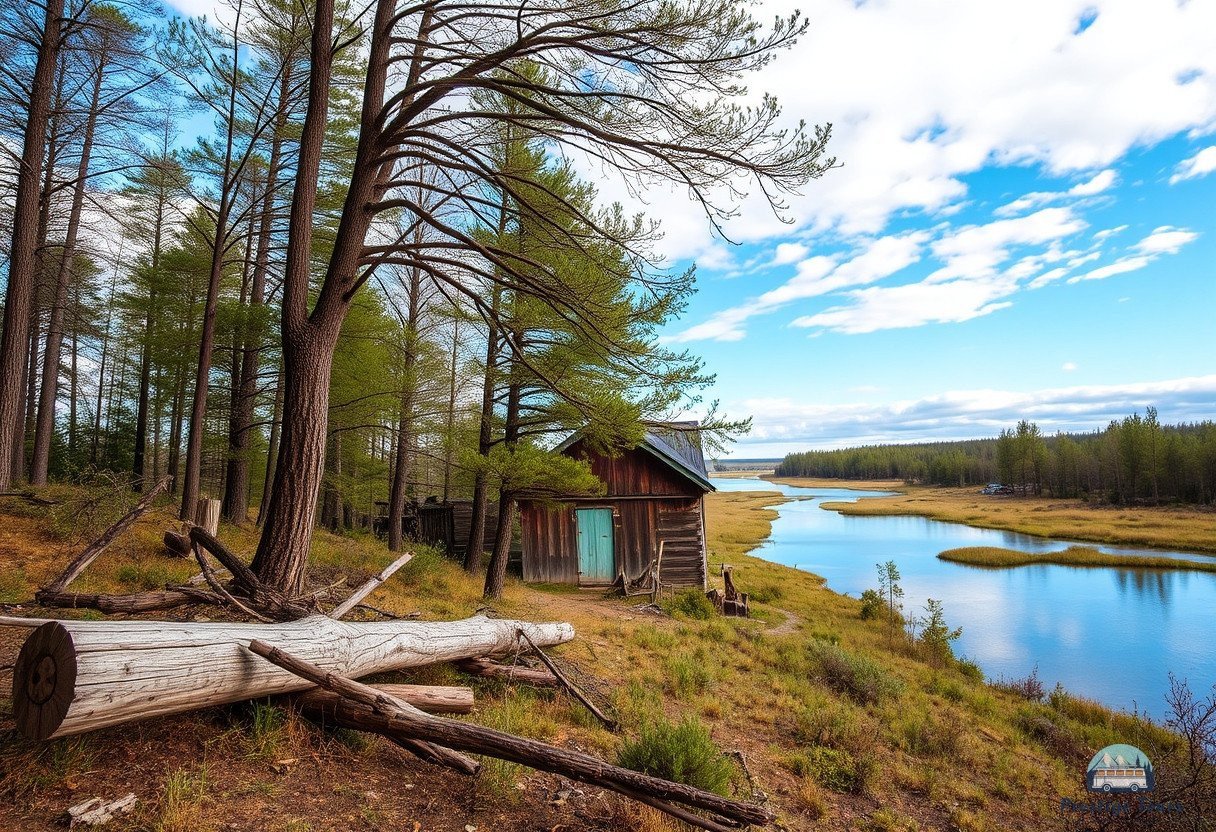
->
[774,410,1216,505]
[0,0,834,599]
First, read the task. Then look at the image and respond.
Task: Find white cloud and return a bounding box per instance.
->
[1169,145,1216,184]
[1093,224,1129,241]
[662,232,927,342]
[728,374,1216,453]
[1134,225,1199,254]
[791,274,1017,334]
[1062,361,1078,371]
[771,242,809,266]
[994,169,1117,216]
[1068,168,1118,196]
[1069,225,1199,283]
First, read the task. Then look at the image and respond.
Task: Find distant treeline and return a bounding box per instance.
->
[775,409,1216,505]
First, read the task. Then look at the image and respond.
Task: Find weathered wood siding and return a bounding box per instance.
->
[520,441,708,588]
[415,501,499,559]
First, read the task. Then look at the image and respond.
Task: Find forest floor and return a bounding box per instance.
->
[0,484,1184,832]
[768,477,1216,554]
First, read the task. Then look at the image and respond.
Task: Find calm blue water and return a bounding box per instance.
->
[713,477,1216,720]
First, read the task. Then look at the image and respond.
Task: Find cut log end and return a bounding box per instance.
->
[13,621,76,741]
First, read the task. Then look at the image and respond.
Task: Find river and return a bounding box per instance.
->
[713,476,1216,720]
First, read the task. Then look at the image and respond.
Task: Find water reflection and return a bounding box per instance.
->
[713,477,1216,719]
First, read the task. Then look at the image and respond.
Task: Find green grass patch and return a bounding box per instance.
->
[939,545,1216,572]
[806,640,903,705]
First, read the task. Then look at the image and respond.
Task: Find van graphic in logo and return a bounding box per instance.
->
[1086,744,1154,794]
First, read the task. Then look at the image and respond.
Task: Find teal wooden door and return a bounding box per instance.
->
[576,508,615,583]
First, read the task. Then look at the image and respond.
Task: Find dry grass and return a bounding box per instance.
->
[0,483,1187,832]
[939,545,1216,572]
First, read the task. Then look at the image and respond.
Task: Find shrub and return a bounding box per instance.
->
[806,640,903,705]
[956,657,984,683]
[786,746,873,794]
[899,714,960,758]
[859,588,885,620]
[616,717,734,795]
[995,666,1045,702]
[749,582,785,604]
[662,588,715,620]
[664,655,712,699]
[791,702,859,751]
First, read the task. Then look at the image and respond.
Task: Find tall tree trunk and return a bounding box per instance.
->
[32,53,107,486]
[180,6,247,520]
[0,0,64,489]
[253,0,342,592]
[387,257,423,552]
[68,295,78,461]
[257,364,283,526]
[483,373,521,600]
[132,287,155,489]
[441,317,458,502]
[223,136,280,521]
[255,0,427,592]
[464,291,502,573]
[90,268,120,466]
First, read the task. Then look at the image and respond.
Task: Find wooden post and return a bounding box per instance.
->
[8,614,574,740]
[194,498,220,536]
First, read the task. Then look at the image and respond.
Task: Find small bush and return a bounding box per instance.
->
[748,582,785,604]
[617,717,734,795]
[956,657,984,683]
[662,588,715,620]
[396,547,446,586]
[791,703,859,751]
[995,666,1045,702]
[859,588,885,620]
[899,714,960,758]
[785,746,873,794]
[664,655,712,699]
[806,641,903,705]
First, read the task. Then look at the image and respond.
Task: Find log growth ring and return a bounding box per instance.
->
[13,621,77,741]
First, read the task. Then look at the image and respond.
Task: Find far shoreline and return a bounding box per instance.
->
[710,474,1216,556]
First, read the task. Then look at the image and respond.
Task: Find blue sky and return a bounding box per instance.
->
[628,0,1216,457]
[165,0,1216,458]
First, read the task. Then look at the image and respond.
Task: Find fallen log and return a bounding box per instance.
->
[249,641,772,830]
[456,657,558,686]
[34,587,223,614]
[11,614,573,740]
[329,551,413,619]
[40,476,171,595]
[296,683,473,715]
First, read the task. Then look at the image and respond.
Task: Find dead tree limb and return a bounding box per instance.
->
[33,587,223,614]
[0,490,58,506]
[11,614,573,740]
[456,657,558,686]
[330,551,413,619]
[295,683,473,715]
[247,641,773,829]
[41,476,171,594]
[517,628,617,732]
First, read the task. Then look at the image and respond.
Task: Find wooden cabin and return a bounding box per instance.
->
[519,423,715,588]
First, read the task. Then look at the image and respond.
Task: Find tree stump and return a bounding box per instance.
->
[194,498,221,536]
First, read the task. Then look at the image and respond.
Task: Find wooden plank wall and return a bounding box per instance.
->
[520,497,706,588]
[415,501,498,559]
